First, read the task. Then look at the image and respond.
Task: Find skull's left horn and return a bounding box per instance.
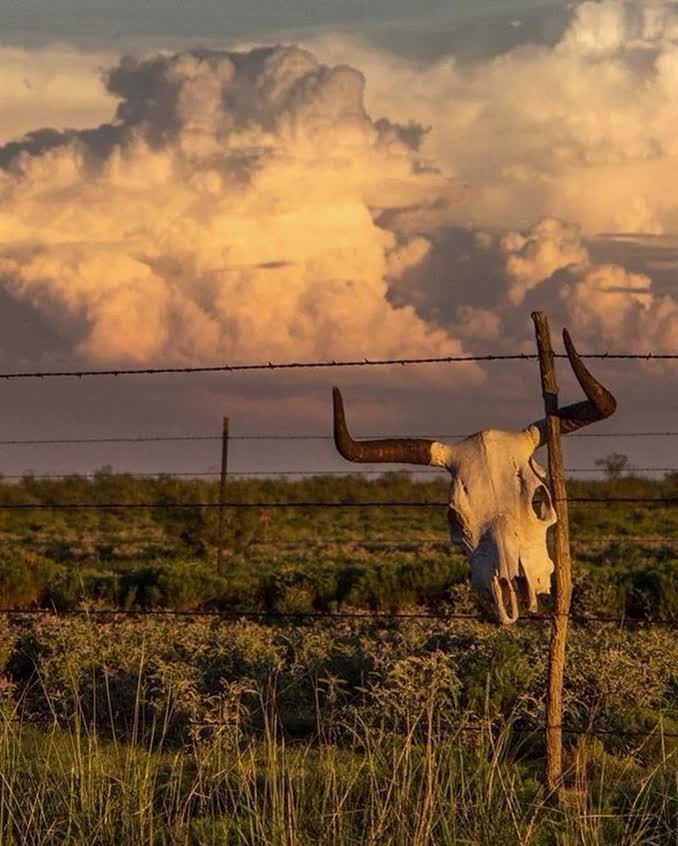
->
[558,329,617,434]
[333,387,436,465]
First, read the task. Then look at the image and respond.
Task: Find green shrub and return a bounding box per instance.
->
[120,561,228,610]
[0,550,58,607]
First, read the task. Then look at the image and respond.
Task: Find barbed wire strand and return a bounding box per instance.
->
[0,607,674,627]
[0,467,678,482]
[1,712,673,739]
[187,720,678,739]
[0,497,672,511]
[0,350,676,381]
[1,467,675,480]
[0,431,676,446]
[12,534,677,551]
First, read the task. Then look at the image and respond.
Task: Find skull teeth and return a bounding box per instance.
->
[491,574,519,625]
[518,560,538,613]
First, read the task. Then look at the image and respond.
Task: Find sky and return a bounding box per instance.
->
[0,0,676,478]
[1,1,566,42]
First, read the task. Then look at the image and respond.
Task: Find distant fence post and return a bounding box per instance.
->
[216,416,230,576]
[532,312,572,804]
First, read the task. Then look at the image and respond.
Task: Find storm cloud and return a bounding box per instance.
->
[0,46,469,371]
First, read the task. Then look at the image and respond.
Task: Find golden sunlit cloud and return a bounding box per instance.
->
[500,218,678,353]
[0,46,469,369]
[307,0,678,234]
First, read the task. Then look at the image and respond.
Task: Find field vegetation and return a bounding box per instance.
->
[0,471,674,620]
[0,471,673,842]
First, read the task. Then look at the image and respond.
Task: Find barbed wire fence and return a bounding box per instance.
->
[0,348,674,751]
[0,349,673,556]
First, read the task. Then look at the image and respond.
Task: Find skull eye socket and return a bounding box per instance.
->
[531,485,550,520]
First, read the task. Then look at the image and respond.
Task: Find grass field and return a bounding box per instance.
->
[0,472,673,843]
[0,472,675,619]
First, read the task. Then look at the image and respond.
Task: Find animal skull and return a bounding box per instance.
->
[332,329,616,624]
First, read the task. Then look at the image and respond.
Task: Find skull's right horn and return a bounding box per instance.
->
[333,387,437,465]
[558,329,617,435]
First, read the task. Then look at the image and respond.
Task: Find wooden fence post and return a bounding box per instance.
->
[216,416,230,576]
[532,312,573,803]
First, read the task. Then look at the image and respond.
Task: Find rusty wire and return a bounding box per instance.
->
[0,606,674,627]
[0,431,675,446]
[0,497,672,510]
[0,350,675,380]
[0,467,675,480]
[1,710,674,739]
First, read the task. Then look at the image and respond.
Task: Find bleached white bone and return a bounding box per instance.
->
[429,427,556,624]
[332,329,616,624]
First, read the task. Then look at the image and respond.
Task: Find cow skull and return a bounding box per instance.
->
[332,329,616,624]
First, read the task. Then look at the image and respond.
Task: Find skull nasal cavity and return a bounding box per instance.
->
[531,485,549,519]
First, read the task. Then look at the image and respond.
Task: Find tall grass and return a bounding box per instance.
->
[0,670,674,845]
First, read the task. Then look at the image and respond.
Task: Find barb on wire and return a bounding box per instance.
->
[0,350,675,380]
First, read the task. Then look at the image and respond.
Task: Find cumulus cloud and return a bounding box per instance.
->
[560,0,678,54]
[307,1,678,234]
[501,217,678,353]
[0,46,470,369]
[500,218,589,305]
[561,264,678,352]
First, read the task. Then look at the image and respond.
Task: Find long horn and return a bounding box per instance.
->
[558,329,617,435]
[333,387,437,465]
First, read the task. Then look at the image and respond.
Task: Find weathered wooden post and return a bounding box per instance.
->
[532,312,572,802]
[216,416,230,576]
